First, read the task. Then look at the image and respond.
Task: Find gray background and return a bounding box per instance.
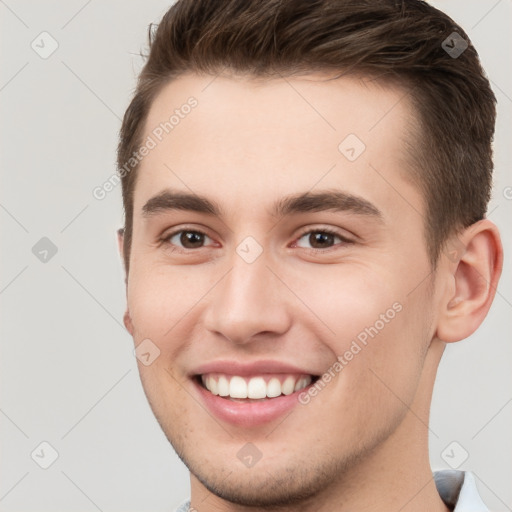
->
[0,1,510,510]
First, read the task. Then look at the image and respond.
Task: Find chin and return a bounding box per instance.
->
[189,460,331,507]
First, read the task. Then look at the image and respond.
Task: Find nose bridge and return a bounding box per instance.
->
[203,247,290,343]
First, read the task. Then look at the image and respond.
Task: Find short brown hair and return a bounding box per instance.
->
[117,0,496,273]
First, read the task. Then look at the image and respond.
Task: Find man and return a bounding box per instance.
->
[116,1,503,510]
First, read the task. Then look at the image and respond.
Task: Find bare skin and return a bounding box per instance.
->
[119,72,502,511]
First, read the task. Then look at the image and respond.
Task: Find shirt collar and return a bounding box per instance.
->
[434,470,489,511]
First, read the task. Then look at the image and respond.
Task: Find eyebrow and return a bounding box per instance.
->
[141,188,383,221]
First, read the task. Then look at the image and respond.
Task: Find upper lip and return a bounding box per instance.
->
[192,359,320,377]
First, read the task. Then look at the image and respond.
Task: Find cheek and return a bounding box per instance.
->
[293,305,428,455]
[295,266,430,411]
[297,258,430,353]
[291,265,407,349]
[126,264,201,342]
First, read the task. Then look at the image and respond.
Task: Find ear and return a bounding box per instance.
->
[117,228,126,278]
[117,227,134,335]
[436,219,503,343]
[123,308,135,335]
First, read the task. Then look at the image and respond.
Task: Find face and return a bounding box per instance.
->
[123,73,442,506]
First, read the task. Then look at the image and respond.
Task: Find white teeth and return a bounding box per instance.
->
[294,376,310,392]
[208,376,219,395]
[218,375,230,397]
[281,376,295,395]
[266,377,282,398]
[247,377,267,399]
[229,376,247,398]
[201,374,313,399]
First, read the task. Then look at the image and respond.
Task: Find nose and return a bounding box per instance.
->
[202,249,292,345]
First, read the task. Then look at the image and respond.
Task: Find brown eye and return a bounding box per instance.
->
[164,230,212,250]
[308,232,336,249]
[295,229,352,251]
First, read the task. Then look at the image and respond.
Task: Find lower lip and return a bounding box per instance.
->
[193,378,314,427]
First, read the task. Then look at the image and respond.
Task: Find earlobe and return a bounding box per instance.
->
[436,220,503,343]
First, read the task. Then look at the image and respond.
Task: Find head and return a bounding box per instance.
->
[117,0,502,507]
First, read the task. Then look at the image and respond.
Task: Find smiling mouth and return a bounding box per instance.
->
[195,373,320,402]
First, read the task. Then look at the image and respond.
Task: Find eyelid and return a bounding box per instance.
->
[295,224,353,239]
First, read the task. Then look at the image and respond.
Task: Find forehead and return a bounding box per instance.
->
[134,72,421,224]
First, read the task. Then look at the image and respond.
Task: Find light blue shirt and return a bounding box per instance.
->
[173,470,488,511]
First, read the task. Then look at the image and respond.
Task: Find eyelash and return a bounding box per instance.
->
[294,227,354,252]
[160,226,354,253]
